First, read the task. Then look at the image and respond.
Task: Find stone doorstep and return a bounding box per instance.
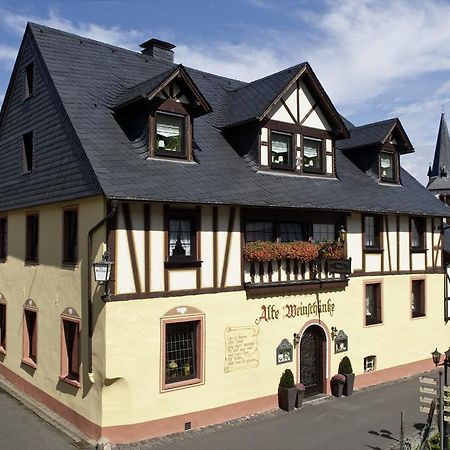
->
[0,375,97,449]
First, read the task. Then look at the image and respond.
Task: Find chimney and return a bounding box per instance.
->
[139,38,175,64]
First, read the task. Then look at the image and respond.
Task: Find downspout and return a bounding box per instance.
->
[87,199,118,381]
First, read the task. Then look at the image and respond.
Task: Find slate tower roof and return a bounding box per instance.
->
[427,113,450,192]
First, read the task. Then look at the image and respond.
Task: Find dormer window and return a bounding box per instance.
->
[379,151,397,182]
[303,137,323,174]
[271,132,292,169]
[156,112,185,157]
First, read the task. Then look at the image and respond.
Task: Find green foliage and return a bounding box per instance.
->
[279,369,295,388]
[338,356,353,375]
[427,433,440,449]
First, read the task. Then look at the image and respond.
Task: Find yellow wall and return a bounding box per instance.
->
[0,196,106,426]
[102,271,447,427]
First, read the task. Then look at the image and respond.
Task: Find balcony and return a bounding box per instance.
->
[243,241,350,294]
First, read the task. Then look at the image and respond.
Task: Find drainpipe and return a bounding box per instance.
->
[87,199,118,382]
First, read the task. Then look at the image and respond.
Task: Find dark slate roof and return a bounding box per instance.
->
[2,22,447,218]
[114,66,178,108]
[427,113,450,192]
[337,119,398,150]
[220,63,305,127]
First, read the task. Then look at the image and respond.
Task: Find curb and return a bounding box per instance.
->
[0,374,97,448]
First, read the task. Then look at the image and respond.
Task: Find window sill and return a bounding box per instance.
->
[61,262,79,269]
[21,358,37,369]
[59,375,80,388]
[412,313,426,319]
[411,248,427,253]
[165,260,202,269]
[270,164,294,171]
[303,169,325,175]
[162,376,202,392]
[364,321,383,328]
[155,150,187,160]
[363,248,383,254]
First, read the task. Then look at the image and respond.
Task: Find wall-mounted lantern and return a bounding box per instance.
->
[92,251,113,301]
[338,225,347,244]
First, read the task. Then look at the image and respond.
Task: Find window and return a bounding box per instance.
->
[363,215,382,250]
[365,283,382,325]
[412,279,425,318]
[25,63,34,98]
[23,132,33,173]
[25,214,39,263]
[364,355,376,372]
[63,208,78,264]
[163,318,203,389]
[411,217,425,250]
[155,112,185,157]
[379,151,397,182]
[303,137,323,173]
[0,302,6,353]
[245,221,274,242]
[280,222,304,242]
[0,217,7,262]
[167,214,197,262]
[312,223,335,242]
[61,318,80,385]
[23,308,37,367]
[271,132,292,168]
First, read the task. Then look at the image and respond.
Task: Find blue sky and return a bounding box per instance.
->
[0,0,449,185]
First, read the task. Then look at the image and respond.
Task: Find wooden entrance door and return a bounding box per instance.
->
[300,326,325,397]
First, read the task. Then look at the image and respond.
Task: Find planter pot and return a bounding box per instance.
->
[343,373,355,396]
[331,382,344,398]
[296,390,305,408]
[278,386,297,412]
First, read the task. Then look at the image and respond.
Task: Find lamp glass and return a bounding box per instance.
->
[432,348,442,366]
[93,261,112,282]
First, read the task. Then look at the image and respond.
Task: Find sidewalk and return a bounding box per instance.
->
[0,371,431,449]
[117,373,431,450]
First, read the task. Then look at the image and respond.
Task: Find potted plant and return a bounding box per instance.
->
[278,369,297,412]
[330,374,345,397]
[295,383,305,408]
[338,356,355,396]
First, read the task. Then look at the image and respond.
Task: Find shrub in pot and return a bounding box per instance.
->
[330,374,345,398]
[338,356,355,396]
[278,369,297,412]
[295,383,305,408]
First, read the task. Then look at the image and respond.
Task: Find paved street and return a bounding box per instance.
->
[0,387,76,450]
[0,373,430,450]
[124,373,429,450]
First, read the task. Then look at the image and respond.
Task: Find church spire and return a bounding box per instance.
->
[428,112,450,181]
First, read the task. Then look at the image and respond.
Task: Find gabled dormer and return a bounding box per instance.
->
[114,61,211,161]
[338,118,414,185]
[221,63,349,177]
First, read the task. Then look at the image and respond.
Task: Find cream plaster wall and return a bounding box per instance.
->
[0,196,106,426]
[347,213,362,271]
[102,272,447,427]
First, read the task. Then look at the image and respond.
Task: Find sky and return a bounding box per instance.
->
[0,0,449,185]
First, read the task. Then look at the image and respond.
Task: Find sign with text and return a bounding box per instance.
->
[255,299,335,325]
[328,258,351,275]
[419,375,440,415]
[224,326,259,373]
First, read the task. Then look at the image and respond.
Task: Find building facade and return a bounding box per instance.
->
[0,23,449,443]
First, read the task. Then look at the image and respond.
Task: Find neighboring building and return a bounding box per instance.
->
[0,23,449,443]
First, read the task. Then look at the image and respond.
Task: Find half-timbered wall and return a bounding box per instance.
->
[114,203,241,297]
[347,212,442,274]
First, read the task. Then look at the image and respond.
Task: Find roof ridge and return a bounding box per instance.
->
[229,62,306,94]
[351,118,398,130]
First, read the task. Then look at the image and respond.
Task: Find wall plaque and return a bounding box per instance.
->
[334,330,348,353]
[224,326,259,372]
[276,338,293,365]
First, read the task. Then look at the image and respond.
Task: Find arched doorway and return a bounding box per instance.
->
[299,325,326,397]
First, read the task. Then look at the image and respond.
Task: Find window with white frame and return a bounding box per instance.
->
[364,355,376,372]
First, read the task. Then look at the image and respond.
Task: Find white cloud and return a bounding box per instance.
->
[0,44,17,69]
[0,9,144,50]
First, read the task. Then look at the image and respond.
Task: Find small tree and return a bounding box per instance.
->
[279,369,295,388]
[338,356,353,375]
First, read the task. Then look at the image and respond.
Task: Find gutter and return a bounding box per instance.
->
[87,199,118,381]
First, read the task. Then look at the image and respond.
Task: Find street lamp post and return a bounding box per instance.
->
[432,347,450,450]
